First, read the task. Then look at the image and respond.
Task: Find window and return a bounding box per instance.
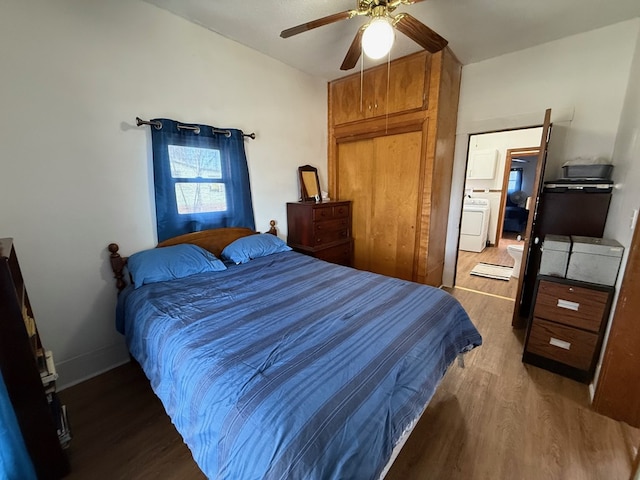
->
[168,145,227,214]
[508,168,523,193]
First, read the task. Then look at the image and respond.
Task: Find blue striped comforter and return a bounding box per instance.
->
[120,251,481,479]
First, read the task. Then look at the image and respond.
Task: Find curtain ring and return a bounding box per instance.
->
[177,124,201,134]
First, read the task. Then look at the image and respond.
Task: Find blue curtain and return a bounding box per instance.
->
[150,118,255,242]
[0,370,37,480]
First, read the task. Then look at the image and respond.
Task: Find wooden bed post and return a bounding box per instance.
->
[108,243,127,292]
[268,220,278,236]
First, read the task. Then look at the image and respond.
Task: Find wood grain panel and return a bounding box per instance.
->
[373,52,429,117]
[594,214,640,428]
[527,317,598,370]
[331,52,429,126]
[533,280,608,332]
[330,74,367,125]
[337,139,374,271]
[416,48,462,285]
[370,132,422,280]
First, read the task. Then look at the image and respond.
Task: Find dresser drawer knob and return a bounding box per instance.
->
[557,299,579,311]
[568,287,574,292]
[549,337,571,350]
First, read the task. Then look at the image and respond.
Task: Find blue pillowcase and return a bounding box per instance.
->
[221,234,291,264]
[127,244,226,289]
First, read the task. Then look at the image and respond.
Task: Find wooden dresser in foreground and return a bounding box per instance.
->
[522,275,614,383]
[0,238,69,479]
[286,200,353,267]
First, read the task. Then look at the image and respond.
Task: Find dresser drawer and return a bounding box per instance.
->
[533,280,609,332]
[313,204,350,221]
[313,228,350,246]
[314,217,350,234]
[526,317,598,371]
[314,241,352,266]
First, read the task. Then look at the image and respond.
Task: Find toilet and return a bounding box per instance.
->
[507,244,524,278]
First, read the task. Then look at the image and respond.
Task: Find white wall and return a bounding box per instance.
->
[464,128,542,244]
[592,28,640,395]
[443,19,640,286]
[0,0,328,387]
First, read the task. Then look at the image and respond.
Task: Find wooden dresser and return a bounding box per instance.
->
[522,275,614,383]
[286,201,353,267]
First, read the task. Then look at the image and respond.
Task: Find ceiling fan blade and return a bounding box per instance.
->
[280,11,354,38]
[394,13,448,53]
[340,26,366,71]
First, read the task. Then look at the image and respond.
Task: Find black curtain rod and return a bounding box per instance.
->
[135,117,256,139]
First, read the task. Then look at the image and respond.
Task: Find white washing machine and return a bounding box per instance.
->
[459,198,491,252]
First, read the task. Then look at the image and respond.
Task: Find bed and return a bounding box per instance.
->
[108,225,482,479]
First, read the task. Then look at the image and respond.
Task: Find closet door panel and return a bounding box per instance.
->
[373,52,429,117]
[330,74,369,125]
[370,132,422,280]
[337,139,374,271]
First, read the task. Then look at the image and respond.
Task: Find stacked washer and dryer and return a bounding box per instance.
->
[459,197,491,253]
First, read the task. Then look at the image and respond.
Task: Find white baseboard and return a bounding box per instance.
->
[56,341,130,390]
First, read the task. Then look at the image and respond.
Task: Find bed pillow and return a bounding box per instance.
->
[221,234,292,264]
[127,244,226,289]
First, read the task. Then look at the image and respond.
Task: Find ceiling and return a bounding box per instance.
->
[144,0,640,80]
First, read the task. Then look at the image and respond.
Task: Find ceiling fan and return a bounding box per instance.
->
[280,0,448,71]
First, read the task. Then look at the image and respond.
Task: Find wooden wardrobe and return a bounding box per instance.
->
[328,49,461,285]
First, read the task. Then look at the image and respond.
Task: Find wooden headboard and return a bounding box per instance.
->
[108,221,278,292]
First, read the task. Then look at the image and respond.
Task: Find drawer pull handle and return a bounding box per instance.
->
[568,287,574,292]
[549,337,571,350]
[557,299,579,311]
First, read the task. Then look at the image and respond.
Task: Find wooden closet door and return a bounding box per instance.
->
[337,139,374,271]
[370,132,421,280]
[336,131,422,281]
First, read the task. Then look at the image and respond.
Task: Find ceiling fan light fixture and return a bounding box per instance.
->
[362,17,395,60]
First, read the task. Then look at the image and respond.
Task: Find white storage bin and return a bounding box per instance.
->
[540,235,571,277]
[566,236,624,286]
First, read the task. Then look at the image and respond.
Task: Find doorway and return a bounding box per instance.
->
[454,127,542,299]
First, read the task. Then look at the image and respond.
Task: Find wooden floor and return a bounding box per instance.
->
[455,234,521,299]
[59,288,639,480]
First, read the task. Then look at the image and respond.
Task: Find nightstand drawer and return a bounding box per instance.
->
[527,317,598,371]
[533,280,609,332]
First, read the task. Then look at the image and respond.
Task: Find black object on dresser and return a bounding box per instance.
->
[0,238,69,479]
[286,201,353,267]
[522,275,614,383]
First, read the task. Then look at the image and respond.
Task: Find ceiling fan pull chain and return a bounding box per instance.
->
[385,50,391,134]
[360,48,364,114]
